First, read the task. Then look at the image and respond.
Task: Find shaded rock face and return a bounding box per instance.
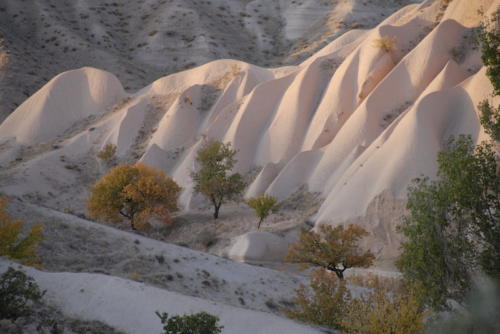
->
[317,190,408,270]
[0,0,419,121]
[226,231,291,263]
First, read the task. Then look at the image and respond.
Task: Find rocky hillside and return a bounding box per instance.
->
[0,0,419,121]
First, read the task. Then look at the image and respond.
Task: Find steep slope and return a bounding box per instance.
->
[0,0,498,266]
[0,0,419,122]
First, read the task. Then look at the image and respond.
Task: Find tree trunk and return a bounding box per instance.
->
[213,204,220,219]
[257,218,263,229]
[130,216,137,230]
[334,269,344,280]
[327,264,346,280]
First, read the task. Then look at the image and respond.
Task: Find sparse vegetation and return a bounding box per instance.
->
[191,140,246,219]
[0,197,43,266]
[156,311,223,334]
[0,53,8,70]
[246,194,280,229]
[0,267,44,320]
[87,162,181,230]
[373,36,398,53]
[286,225,375,279]
[96,143,117,166]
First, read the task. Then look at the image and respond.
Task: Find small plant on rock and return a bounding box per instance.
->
[373,36,398,53]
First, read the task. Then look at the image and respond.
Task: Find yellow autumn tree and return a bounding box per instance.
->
[286,224,375,279]
[342,281,426,334]
[286,268,351,330]
[0,197,43,266]
[286,268,426,334]
[87,163,181,230]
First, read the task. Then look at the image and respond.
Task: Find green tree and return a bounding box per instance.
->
[477,8,500,141]
[156,311,223,334]
[477,8,500,96]
[397,136,499,309]
[286,225,375,280]
[87,163,181,230]
[0,267,45,320]
[0,197,43,266]
[191,140,246,219]
[479,100,500,141]
[246,194,280,229]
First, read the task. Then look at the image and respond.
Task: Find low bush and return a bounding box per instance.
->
[0,267,45,320]
[373,36,398,53]
[97,143,117,166]
[156,311,223,334]
[286,269,426,334]
[286,268,351,330]
[0,197,43,266]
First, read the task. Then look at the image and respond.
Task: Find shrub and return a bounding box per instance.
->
[156,311,223,334]
[87,163,181,230]
[246,194,280,229]
[0,267,45,320]
[342,282,426,334]
[286,225,375,279]
[373,36,398,53]
[97,144,117,166]
[0,53,8,70]
[286,269,426,333]
[0,197,43,266]
[191,140,246,219]
[286,268,351,330]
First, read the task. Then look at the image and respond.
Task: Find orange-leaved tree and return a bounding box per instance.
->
[286,224,375,279]
[87,162,181,230]
[0,196,43,266]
